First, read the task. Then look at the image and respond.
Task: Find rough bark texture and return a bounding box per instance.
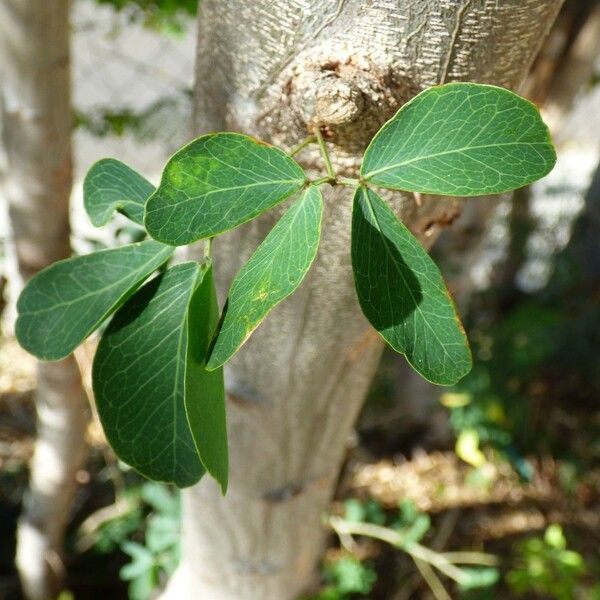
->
[0,2,89,599]
[166,2,564,599]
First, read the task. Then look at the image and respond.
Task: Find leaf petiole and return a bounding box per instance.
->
[338,176,360,188]
[311,176,334,186]
[288,135,316,156]
[205,236,214,260]
[314,127,336,180]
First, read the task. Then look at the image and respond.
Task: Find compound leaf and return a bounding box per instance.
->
[351,187,471,385]
[93,262,211,488]
[16,240,173,361]
[207,185,323,370]
[144,133,306,245]
[362,82,556,196]
[84,158,155,227]
[185,263,228,493]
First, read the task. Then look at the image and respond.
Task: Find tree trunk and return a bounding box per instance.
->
[165,2,564,599]
[0,2,89,599]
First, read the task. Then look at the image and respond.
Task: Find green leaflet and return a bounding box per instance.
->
[351,187,471,385]
[16,241,173,361]
[361,83,556,196]
[185,263,228,493]
[207,186,323,370]
[93,262,226,488]
[84,158,155,226]
[144,133,306,246]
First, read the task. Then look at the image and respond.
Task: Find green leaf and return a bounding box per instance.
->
[184,263,228,492]
[144,133,306,245]
[140,481,179,514]
[16,241,173,361]
[146,514,179,554]
[84,158,155,226]
[351,187,471,385]
[207,186,323,370]
[361,82,556,196]
[120,541,155,579]
[459,567,500,590]
[93,262,208,488]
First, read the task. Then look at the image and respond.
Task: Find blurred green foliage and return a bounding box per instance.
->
[344,497,431,545]
[81,480,180,600]
[88,0,197,34]
[445,170,600,483]
[119,482,180,600]
[507,524,587,599]
[75,92,193,141]
[322,557,378,599]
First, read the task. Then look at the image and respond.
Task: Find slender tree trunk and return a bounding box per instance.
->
[165,2,564,599]
[0,2,89,599]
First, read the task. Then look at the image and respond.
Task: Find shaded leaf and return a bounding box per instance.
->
[144,133,306,245]
[362,83,556,196]
[84,158,155,226]
[93,262,208,488]
[351,187,471,385]
[16,241,173,360]
[185,263,228,492]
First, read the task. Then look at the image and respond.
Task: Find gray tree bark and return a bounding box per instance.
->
[166,2,564,599]
[0,2,89,599]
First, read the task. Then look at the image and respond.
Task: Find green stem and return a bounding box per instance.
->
[413,558,452,600]
[338,176,360,188]
[289,135,316,156]
[205,237,213,260]
[315,127,336,180]
[440,551,499,566]
[311,176,332,186]
[328,516,476,585]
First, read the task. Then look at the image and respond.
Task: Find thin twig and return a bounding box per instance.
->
[75,496,138,552]
[440,551,499,566]
[413,558,452,600]
[329,517,469,584]
[432,508,459,551]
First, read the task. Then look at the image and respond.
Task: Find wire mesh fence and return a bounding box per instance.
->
[72,0,196,178]
[70,0,197,249]
[0,1,197,311]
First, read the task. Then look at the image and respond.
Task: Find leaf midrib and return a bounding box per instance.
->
[147,177,304,212]
[19,248,171,316]
[364,141,549,180]
[211,190,317,364]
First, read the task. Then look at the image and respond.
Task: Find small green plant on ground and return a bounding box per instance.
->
[326,498,499,599]
[507,524,588,600]
[76,479,180,600]
[302,555,378,600]
[119,482,180,599]
[15,83,555,491]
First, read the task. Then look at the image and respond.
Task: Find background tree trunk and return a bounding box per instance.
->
[165,2,564,599]
[0,2,89,599]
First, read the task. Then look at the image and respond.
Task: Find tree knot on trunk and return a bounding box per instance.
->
[259,41,418,154]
